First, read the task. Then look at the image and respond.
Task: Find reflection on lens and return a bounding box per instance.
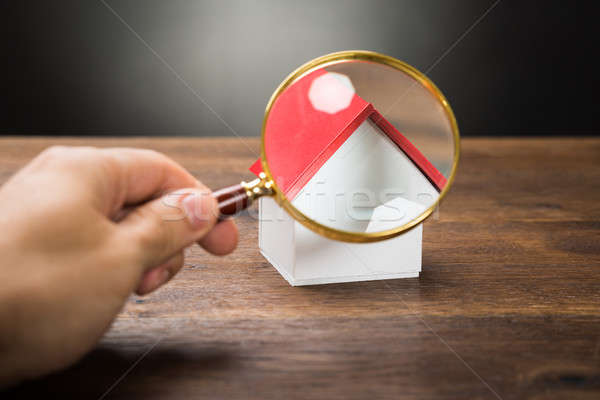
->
[258,56,457,236]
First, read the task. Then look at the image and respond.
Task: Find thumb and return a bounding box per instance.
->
[117,188,218,270]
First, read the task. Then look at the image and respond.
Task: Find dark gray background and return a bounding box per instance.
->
[2,0,598,137]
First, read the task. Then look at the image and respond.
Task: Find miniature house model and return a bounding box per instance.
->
[250,68,445,286]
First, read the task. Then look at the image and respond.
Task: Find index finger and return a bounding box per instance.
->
[98,148,206,216]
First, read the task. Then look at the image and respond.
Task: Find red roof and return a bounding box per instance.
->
[250,68,446,199]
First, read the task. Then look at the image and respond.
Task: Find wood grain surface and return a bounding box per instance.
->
[2,137,599,400]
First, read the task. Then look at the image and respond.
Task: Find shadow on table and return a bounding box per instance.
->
[3,345,234,399]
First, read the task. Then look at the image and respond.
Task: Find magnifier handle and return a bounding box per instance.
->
[213,173,273,221]
[213,184,250,220]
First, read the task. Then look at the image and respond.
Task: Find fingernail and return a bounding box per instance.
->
[182,192,215,230]
[141,268,171,295]
[157,269,170,287]
[147,269,171,293]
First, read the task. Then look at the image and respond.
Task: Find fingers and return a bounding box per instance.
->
[136,251,184,295]
[133,219,238,294]
[99,148,198,203]
[28,146,206,218]
[117,188,219,270]
[199,219,239,256]
[85,147,202,217]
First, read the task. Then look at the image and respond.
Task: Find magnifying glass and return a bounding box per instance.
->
[213,50,459,243]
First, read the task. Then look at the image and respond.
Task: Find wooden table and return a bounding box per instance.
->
[2,137,600,399]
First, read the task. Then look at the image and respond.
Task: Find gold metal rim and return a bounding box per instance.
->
[260,50,460,243]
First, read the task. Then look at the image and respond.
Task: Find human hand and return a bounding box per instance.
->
[0,146,238,386]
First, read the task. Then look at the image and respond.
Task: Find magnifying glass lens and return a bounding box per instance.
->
[261,56,457,238]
